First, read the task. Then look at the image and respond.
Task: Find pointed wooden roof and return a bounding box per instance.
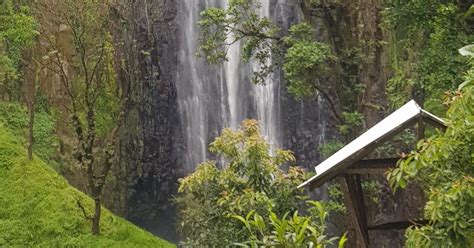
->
[298,100,446,189]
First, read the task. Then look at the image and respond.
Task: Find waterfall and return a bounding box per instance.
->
[176,0,282,173]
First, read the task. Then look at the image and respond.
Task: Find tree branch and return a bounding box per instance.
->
[76,199,93,220]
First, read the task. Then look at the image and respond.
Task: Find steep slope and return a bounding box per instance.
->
[0,123,175,247]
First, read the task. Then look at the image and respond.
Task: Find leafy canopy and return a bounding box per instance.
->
[388,45,474,247]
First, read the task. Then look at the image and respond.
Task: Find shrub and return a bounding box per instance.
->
[176,119,344,247]
[233,201,347,247]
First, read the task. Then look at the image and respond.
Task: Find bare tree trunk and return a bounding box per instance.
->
[27,101,35,160]
[357,0,388,129]
[92,196,101,235]
[26,59,40,161]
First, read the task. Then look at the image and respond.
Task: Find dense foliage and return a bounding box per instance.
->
[0,0,38,98]
[388,46,474,247]
[176,120,344,247]
[0,0,37,75]
[384,0,473,113]
[0,124,174,247]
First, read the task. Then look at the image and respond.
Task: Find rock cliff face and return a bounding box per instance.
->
[110,0,181,242]
[109,0,338,242]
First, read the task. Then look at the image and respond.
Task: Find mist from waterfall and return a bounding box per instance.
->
[176,0,283,173]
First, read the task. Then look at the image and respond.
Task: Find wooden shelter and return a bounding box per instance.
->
[298,100,447,247]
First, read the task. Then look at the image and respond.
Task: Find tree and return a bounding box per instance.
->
[198,0,342,121]
[388,45,474,247]
[24,49,42,161]
[0,0,38,100]
[176,120,344,246]
[0,1,39,159]
[35,0,130,235]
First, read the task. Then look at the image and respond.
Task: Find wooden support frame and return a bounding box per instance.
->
[368,220,429,230]
[298,101,448,247]
[344,158,399,175]
[340,175,370,248]
[417,115,425,140]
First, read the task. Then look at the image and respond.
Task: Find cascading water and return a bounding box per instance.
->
[177,0,283,172]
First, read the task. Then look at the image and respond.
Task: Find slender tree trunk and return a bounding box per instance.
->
[26,60,39,160]
[92,196,101,235]
[27,102,35,160]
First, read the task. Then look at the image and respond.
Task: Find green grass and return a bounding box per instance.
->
[0,123,175,247]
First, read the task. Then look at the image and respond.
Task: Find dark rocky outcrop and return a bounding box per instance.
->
[110,0,181,242]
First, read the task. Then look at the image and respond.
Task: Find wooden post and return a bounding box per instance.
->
[340,175,370,248]
[417,116,425,141]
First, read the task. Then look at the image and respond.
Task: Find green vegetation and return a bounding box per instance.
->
[35,0,131,235]
[0,101,60,169]
[0,123,174,247]
[0,0,38,74]
[198,1,473,246]
[0,0,472,246]
[176,120,344,247]
[384,0,473,113]
[0,0,38,99]
[233,203,347,247]
[388,46,474,247]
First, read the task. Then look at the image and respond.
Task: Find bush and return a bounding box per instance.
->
[176,120,344,247]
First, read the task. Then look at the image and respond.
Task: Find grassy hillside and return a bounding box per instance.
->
[0,123,175,247]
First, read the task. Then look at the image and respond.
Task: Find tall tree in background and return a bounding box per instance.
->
[35,0,130,235]
[24,49,41,160]
[0,0,38,100]
[0,0,39,159]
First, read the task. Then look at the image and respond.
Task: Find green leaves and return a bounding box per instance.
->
[283,40,331,98]
[232,202,344,247]
[388,54,474,247]
[0,1,37,81]
[198,0,279,85]
[198,1,335,93]
[175,120,319,246]
[384,0,469,113]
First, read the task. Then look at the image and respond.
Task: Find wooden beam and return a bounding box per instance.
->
[340,176,370,248]
[368,220,429,230]
[344,158,399,174]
